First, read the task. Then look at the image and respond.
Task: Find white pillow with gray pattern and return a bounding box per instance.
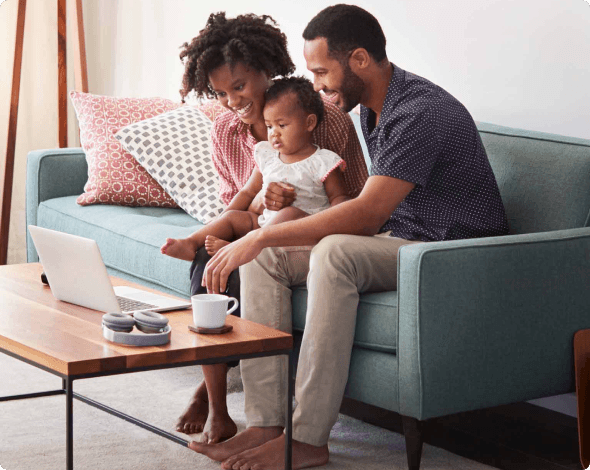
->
[115,106,224,224]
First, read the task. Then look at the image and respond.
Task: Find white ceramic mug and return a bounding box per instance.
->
[191,294,239,329]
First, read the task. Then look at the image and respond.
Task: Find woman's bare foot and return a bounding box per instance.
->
[161,237,198,261]
[221,434,329,470]
[189,426,282,462]
[205,235,230,256]
[202,410,238,444]
[176,381,208,434]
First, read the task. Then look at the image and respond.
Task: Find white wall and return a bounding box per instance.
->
[83,0,590,139]
[2,0,588,415]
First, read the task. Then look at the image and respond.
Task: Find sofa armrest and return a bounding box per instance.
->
[397,227,590,420]
[26,148,87,261]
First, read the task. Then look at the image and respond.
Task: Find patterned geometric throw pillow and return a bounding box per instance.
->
[115,106,225,224]
[70,91,181,207]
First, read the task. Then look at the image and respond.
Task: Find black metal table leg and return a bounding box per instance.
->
[65,377,73,470]
[285,351,293,470]
[1,347,293,469]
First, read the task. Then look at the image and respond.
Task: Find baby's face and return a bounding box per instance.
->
[263,93,315,157]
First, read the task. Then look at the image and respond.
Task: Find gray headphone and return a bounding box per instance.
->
[102,311,169,334]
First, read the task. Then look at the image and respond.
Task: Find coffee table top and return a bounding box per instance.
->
[0,263,292,377]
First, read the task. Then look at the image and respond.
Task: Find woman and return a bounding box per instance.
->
[175,11,368,444]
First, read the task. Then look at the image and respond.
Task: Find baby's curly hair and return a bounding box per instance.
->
[264,76,324,127]
[179,12,295,102]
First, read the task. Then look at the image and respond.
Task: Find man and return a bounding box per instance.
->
[191,4,509,469]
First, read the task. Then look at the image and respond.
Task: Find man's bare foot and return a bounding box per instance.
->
[202,410,238,444]
[160,237,198,261]
[221,434,329,470]
[205,235,230,256]
[189,426,282,462]
[176,381,208,434]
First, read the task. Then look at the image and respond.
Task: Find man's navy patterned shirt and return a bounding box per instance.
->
[360,64,509,241]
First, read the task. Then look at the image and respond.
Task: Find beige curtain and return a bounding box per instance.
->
[0,0,79,264]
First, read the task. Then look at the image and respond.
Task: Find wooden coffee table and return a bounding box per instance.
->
[0,263,294,470]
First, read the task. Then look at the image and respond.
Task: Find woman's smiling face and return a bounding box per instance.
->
[208,62,270,127]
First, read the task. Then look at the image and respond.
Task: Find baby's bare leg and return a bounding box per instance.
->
[266,206,310,226]
[205,236,230,256]
[162,210,259,261]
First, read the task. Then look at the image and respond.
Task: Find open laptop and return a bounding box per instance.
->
[28,225,191,314]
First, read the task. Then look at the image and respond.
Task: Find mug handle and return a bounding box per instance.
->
[226,297,239,316]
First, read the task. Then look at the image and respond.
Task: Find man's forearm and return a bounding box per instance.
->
[329,194,350,207]
[253,197,384,248]
[251,175,415,248]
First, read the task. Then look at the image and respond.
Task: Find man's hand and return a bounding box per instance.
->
[202,230,264,293]
[264,182,296,211]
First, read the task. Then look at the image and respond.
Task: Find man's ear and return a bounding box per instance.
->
[306,114,318,132]
[349,48,371,72]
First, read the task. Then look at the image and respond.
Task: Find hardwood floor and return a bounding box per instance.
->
[340,398,581,470]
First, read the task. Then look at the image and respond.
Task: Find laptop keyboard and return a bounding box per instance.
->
[116,296,159,312]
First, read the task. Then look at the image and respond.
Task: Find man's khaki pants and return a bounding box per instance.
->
[239,233,421,446]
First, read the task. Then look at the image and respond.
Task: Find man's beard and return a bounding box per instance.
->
[337,63,364,113]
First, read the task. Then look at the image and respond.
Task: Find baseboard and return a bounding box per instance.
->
[339,398,581,470]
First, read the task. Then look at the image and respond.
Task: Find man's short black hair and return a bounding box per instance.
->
[264,76,324,127]
[303,4,386,63]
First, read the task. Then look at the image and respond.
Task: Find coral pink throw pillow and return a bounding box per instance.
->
[70,91,181,207]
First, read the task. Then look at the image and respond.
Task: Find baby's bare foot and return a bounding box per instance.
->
[176,382,208,434]
[161,237,198,261]
[202,411,238,444]
[205,236,230,256]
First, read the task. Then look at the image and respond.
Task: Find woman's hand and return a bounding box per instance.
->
[264,182,296,211]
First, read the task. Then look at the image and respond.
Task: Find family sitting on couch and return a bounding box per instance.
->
[165,4,509,470]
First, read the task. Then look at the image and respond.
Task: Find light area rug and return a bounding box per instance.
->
[0,353,498,470]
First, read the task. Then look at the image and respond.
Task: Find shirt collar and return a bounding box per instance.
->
[231,113,258,147]
[383,63,405,116]
[361,63,405,134]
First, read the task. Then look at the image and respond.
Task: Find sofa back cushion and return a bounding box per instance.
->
[477,122,590,235]
[350,113,590,236]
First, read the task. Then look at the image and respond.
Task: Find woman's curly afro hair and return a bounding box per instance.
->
[179,12,295,102]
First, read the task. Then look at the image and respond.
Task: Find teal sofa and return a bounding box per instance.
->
[26,116,590,469]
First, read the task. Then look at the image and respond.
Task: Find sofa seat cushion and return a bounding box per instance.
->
[36,195,202,296]
[292,286,398,354]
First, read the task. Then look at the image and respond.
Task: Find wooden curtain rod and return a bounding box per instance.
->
[0,0,88,265]
[0,0,27,267]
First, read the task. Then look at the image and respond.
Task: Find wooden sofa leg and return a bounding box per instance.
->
[402,415,424,470]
